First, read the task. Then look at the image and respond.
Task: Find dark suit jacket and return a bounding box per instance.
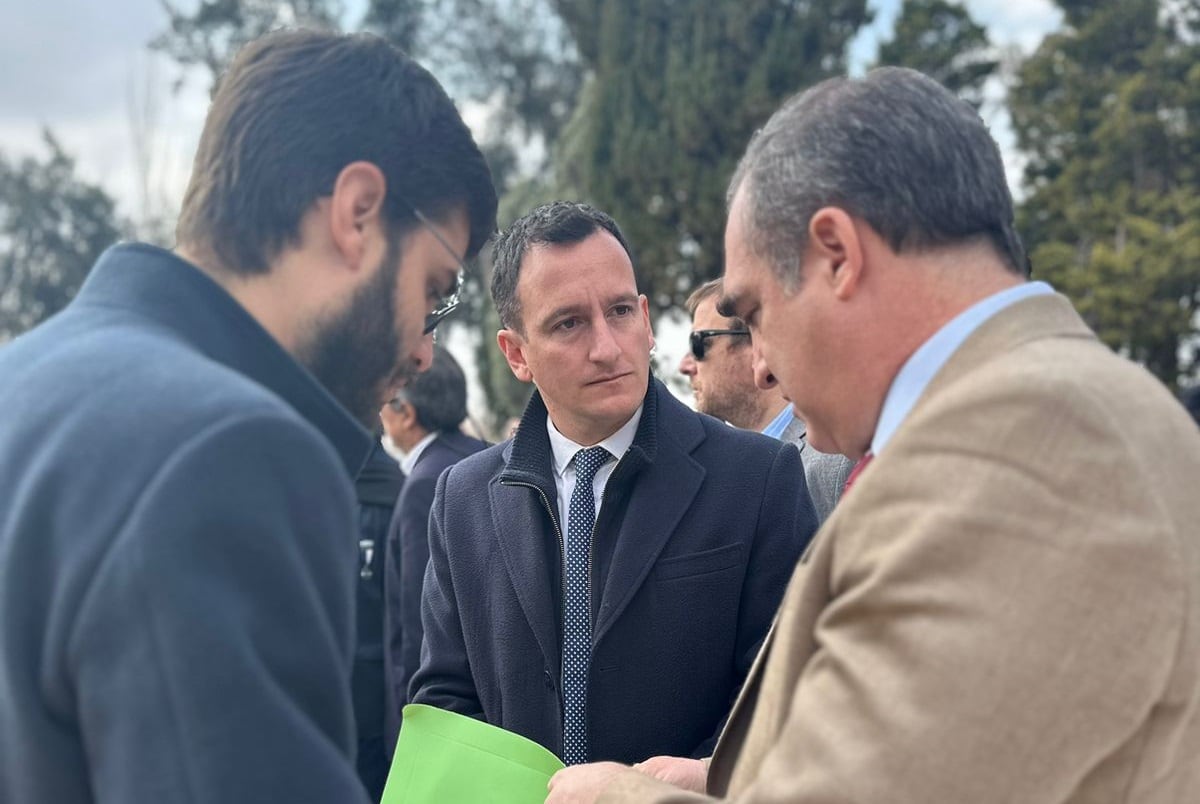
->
[0,244,372,804]
[383,429,487,739]
[410,378,816,764]
[353,444,405,801]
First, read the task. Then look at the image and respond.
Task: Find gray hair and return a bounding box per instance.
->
[728,67,1027,288]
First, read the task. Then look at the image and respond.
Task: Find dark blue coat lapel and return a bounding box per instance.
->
[493,392,563,677]
[593,383,705,646]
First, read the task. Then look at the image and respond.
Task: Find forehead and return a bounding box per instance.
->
[516,230,637,309]
[691,294,732,329]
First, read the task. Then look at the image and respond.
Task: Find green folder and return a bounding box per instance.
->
[382,704,565,803]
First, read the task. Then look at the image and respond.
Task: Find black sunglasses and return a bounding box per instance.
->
[689,328,750,361]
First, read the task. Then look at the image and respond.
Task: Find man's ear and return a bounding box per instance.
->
[329,161,387,272]
[640,295,655,353]
[497,329,534,383]
[808,206,864,301]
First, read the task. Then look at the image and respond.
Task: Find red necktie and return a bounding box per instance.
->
[842,451,874,495]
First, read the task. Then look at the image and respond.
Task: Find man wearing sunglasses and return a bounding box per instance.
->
[0,30,496,804]
[410,201,816,769]
[680,278,853,522]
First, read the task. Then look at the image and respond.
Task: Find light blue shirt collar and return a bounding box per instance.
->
[871,281,1054,456]
[761,404,794,440]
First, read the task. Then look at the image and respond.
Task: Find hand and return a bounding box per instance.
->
[633,755,708,793]
[546,762,628,804]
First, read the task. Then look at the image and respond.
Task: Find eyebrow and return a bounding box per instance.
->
[539,293,639,330]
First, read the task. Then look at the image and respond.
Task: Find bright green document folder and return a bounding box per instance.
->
[381,704,565,803]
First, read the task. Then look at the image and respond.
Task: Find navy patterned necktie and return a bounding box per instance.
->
[562,445,611,765]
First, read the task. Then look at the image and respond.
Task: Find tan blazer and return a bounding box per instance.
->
[602,294,1200,803]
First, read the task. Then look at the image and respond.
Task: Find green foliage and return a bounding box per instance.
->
[421,0,583,152]
[553,0,872,318]
[1011,0,1200,387]
[875,0,997,109]
[0,132,124,342]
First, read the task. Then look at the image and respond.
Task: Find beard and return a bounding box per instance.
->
[698,384,763,431]
[301,238,418,429]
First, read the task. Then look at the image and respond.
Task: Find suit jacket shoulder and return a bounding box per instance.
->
[697,293,1200,803]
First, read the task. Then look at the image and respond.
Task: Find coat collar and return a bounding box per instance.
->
[491,376,708,667]
[499,372,663,491]
[76,243,373,479]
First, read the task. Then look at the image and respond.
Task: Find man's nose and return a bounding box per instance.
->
[679,351,697,377]
[411,332,435,374]
[589,320,622,363]
[751,343,777,390]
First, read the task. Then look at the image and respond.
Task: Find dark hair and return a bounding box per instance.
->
[729,67,1026,286]
[489,201,633,332]
[177,29,497,276]
[391,345,468,433]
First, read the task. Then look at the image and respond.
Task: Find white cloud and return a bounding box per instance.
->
[0,1,208,223]
[967,0,1064,52]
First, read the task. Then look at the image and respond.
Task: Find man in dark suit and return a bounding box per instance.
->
[410,202,816,766]
[382,345,488,738]
[0,30,497,804]
[352,441,406,801]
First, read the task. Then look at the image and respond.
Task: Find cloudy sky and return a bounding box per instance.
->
[0,0,1063,414]
[1,0,1063,225]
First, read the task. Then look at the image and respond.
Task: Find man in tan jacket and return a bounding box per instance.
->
[548,67,1200,803]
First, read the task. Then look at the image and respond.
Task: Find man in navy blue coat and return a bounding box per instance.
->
[410,202,816,766]
[0,30,496,804]
[381,345,488,739]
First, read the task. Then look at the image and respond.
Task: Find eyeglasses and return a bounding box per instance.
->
[689,328,750,361]
[407,206,467,337]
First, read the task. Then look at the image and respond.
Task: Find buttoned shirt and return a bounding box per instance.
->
[546,407,642,557]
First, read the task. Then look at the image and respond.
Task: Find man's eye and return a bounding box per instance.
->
[556,318,579,331]
[610,304,633,317]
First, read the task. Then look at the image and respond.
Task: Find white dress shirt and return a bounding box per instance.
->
[399,431,439,476]
[546,406,643,557]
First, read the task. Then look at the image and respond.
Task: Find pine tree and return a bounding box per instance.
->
[0,132,124,341]
[1010,0,1200,386]
[875,0,997,109]
[552,0,872,318]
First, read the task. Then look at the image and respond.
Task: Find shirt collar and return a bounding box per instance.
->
[400,431,440,475]
[547,405,644,478]
[761,404,795,439]
[871,281,1054,455]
